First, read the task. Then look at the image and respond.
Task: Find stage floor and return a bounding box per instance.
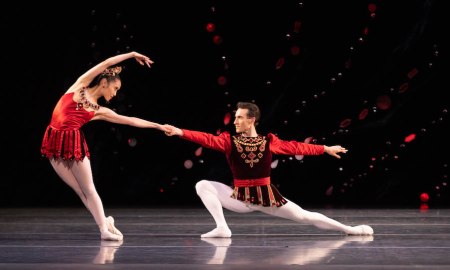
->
[0,207,449,269]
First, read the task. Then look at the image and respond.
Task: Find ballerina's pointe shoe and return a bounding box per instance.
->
[348,225,374,236]
[101,230,123,241]
[201,227,232,238]
[106,216,123,237]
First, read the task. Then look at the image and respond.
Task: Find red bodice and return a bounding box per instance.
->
[41,92,95,161]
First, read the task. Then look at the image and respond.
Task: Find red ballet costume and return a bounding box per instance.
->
[41,92,95,161]
[180,130,324,207]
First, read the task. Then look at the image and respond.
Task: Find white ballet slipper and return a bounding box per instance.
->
[347,225,374,235]
[201,227,232,238]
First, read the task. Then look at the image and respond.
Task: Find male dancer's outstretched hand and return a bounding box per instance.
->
[324,145,348,159]
[163,124,184,136]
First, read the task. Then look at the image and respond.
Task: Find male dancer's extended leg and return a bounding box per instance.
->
[256,199,373,235]
[195,180,253,237]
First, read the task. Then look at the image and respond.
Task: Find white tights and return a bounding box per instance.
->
[195,180,373,236]
[50,158,109,233]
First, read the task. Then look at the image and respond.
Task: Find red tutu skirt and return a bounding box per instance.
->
[41,126,90,161]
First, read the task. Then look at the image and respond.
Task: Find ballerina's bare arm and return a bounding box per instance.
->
[92,106,168,132]
[66,52,153,93]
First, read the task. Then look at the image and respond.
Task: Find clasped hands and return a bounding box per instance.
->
[159,124,181,136]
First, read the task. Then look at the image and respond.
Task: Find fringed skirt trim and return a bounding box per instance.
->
[40,126,90,161]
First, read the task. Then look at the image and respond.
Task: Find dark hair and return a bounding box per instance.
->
[89,66,122,88]
[237,102,260,125]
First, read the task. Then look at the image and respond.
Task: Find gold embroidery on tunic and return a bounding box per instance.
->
[233,135,267,168]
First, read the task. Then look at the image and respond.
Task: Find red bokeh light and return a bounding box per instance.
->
[293,21,302,33]
[275,57,285,70]
[213,35,222,45]
[407,68,419,79]
[376,95,392,110]
[195,147,202,157]
[217,75,227,86]
[420,192,429,203]
[359,108,369,120]
[206,23,215,32]
[363,27,369,35]
[223,112,231,125]
[339,118,352,128]
[291,45,300,56]
[399,82,409,93]
[404,133,416,143]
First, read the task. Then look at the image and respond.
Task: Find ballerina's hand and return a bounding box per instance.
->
[135,52,154,68]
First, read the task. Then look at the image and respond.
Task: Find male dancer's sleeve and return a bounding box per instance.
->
[180,129,231,153]
[268,133,324,155]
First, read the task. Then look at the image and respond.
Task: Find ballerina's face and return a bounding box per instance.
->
[104,79,122,102]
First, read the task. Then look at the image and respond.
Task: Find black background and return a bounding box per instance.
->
[1,1,448,208]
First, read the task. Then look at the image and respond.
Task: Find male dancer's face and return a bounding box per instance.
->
[234,108,254,135]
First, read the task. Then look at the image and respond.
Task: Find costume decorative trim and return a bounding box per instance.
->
[231,184,288,207]
[233,135,267,168]
[77,87,100,111]
[41,126,90,161]
[234,177,270,187]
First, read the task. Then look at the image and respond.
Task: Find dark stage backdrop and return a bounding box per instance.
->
[1,1,448,208]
